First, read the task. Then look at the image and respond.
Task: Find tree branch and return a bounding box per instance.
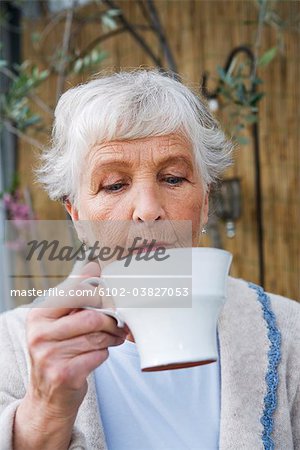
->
[35,10,67,49]
[67,26,127,69]
[252,0,268,79]
[4,120,44,151]
[136,0,153,27]
[56,1,75,101]
[145,0,178,74]
[102,0,163,67]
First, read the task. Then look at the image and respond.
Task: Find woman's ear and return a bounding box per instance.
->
[64,199,79,221]
[64,199,87,244]
[202,185,210,226]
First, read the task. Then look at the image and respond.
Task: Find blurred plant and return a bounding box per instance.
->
[0,0,176,153]
[0,176,49,287]
[0,169,34,250]
[72,47,108,74]
[0,60,49,129]
[212,51,274,146]
[0,172,34,222]
[1,189,34,250]
[252,0,300,50]
[204,0,298,145]
[2,190,32,221]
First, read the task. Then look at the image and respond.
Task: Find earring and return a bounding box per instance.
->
[81,239,89,250]
[201,228,207,234]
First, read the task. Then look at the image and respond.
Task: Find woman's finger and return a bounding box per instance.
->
[29,308,127,342]
[56,331,126,357]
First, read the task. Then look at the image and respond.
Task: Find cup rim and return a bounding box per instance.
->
[101,246,232,274]
[169,247,232,257]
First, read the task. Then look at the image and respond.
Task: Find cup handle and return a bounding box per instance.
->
[84,306,125,328]
[81,277,125,328]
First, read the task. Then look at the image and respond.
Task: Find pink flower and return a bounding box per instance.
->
[3,193,13,207]
[6,238,26,252]
[2,190,33,221]
[13,218,31,229]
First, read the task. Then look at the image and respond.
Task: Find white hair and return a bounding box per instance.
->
[37,69,233,205]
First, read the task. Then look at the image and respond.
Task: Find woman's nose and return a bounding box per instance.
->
[132,186,165,222]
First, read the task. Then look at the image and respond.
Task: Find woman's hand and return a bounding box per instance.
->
[14,260,128,450]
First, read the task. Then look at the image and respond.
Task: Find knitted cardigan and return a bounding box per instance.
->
[0,276,299,450]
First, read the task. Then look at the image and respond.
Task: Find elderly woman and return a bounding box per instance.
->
[0,70,299,450]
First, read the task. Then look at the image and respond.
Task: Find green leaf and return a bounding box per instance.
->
[249,92,265,106]
[73,59,83,73]
[32,66,38,78]
[218,86,233,101]
[258,47,277,67]
[236,84,246,103]
[94,50,107,63]
[91,49,99,63]
[234,123,245,131]
[39,69,49,81]
[217,66,226,80]
[31,32,41,43]
[235,135,249,145]
[252,76,263,86]
[244,114,258,124]
[11,172,20,192]
[21,114,41,128]
[83,55,91,66]
[102,13,118,30]
[107,9,121,17]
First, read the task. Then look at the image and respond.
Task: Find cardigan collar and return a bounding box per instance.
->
[74,276,270,449]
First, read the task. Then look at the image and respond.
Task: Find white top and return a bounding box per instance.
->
[94,337,221,450]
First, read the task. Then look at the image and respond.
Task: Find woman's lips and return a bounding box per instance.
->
[131,242,173,254]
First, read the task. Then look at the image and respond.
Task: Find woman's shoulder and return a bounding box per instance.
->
[265,289,300,364]
[266,288,300,317]
[228,275,299,324]
[227,276,299,344]
[228,275,299,314]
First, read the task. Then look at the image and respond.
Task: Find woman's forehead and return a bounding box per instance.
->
[87,133,194,165]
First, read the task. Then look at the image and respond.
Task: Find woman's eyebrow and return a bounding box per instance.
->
[89,154,194,179]
[89,158,132,178]
[157,155,194,171]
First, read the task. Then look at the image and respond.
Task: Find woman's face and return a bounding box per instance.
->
[66,133,209,246]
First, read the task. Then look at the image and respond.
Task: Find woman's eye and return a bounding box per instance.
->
[163,176,186,185]
[103,182,127,192]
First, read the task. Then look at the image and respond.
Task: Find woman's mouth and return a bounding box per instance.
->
[131,242,174,254]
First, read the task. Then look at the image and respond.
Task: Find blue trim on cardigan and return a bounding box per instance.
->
[248,282,282,450]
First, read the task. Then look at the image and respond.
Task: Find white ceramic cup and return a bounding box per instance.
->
[83,247,232,371]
